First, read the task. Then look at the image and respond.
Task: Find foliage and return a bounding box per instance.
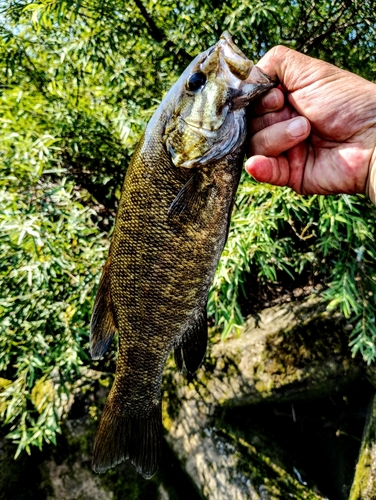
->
[0,0,376,457]
[209,177,376,364]
[0,176,108,455]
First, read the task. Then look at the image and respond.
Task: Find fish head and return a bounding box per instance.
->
[163,31,277,169]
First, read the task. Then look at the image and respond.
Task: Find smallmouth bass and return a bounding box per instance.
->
[90,31,276,478]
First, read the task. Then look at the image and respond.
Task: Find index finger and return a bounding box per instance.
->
[256,45,339,93]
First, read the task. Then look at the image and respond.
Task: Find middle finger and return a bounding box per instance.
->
[249,106,298,135]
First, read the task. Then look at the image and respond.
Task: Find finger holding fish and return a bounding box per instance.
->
[251,86,284,115]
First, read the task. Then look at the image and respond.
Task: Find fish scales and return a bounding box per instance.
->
[90,31,277,479]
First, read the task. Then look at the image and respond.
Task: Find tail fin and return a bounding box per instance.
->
[92,400,162,479]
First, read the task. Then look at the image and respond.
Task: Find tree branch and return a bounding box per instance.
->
[296,2,349,52]
[299,19,369,53]
[132,0,191,61]
[0,24,50,98]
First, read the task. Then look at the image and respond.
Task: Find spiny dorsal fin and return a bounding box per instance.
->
[90,257,117,359]
[92,396,162,479]
[174,308,207,375]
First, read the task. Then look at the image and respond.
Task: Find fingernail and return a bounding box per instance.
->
[262,91,278,111]
[286,117,308,137]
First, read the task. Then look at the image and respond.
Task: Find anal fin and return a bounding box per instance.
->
[90,257,117,359]
[92,397,162,479]
[174,308,208,375]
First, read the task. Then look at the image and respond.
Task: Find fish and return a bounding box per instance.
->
[90,31,277,479]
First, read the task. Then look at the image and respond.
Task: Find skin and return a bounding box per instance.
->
[245,45,376,204]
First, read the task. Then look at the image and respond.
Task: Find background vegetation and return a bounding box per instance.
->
[1,0,376,458]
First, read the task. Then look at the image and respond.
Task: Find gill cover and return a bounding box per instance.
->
[164,31,276,169]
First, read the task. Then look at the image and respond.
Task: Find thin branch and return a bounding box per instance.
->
[132,0,191,61]
[133,0,163,42]
[295,0,347,49]
[269,11,290,42]
[0,24,50,97]
[296,2,349,52]
[300,19,367,53]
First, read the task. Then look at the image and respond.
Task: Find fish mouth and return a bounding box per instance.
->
[231,65,279,110]
[216,32,278,110]
[181,116,227,133]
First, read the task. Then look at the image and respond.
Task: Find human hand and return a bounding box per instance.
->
[246,46,376,203]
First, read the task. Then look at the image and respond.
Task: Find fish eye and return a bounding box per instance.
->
[187,71,207,91]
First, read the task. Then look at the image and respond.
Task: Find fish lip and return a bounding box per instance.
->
[215,35,278,107]
[245,65,279,86]
[230,66,279,110]
[181,116,225,133]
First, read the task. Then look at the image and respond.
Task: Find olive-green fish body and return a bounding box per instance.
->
[90,32,276,479]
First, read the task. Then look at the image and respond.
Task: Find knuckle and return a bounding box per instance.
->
[270,45,290,61]
[256,129,273,156]
[273,157,289,186]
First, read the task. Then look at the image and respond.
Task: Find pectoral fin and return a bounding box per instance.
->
[168,172,210,221]
[90,256,117,359]
[168,173,197,218]
[174,308,207,374]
